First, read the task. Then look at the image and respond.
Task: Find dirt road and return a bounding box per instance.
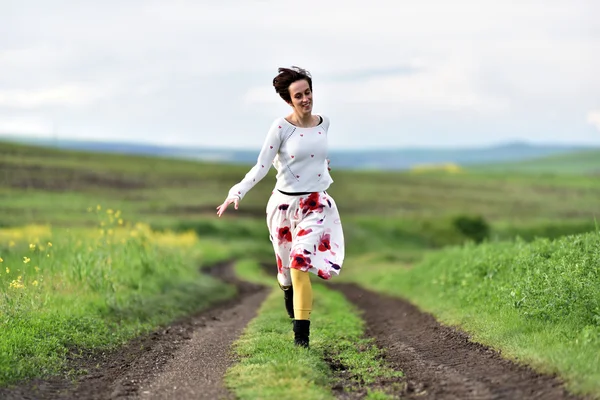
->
[1,262,590,400]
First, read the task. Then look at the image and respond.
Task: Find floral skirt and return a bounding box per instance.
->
[266,190,345,287]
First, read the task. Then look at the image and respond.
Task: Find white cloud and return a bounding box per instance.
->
[244,57,511,115]
[0,84,116,109]
[0,0,598,148]
[0,116,52,134]
[587,110,600,131]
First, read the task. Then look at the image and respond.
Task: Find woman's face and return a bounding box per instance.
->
[288,79,312,115]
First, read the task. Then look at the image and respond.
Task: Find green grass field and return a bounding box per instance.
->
[1,139,599,398]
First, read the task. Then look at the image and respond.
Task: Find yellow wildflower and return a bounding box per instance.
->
[97,204,101,211]
[118,219,123,225]
[48,242,52,247]
[29,243,36,250]
[0,257,3,263]
[107,209,114,214]
[32,280,39,286]
[34,266,40,272]
[9,276,25,289]
[115,210,121,218]
[23,257,31,264]
[5,267,9,274]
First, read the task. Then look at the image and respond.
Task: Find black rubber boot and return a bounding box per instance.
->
[293,319,310,348]
[283,286,294,319]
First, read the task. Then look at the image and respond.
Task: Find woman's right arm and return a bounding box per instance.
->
[216,119,282,217]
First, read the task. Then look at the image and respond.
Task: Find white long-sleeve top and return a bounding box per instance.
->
[227,115,334,200]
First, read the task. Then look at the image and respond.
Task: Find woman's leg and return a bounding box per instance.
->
[290,268,312,320]
[290,267,312,348]
[266,191,295,317]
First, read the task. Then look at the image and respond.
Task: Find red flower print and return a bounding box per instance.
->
[318,269,331,280]
[318,233,331,252]
[297,228,313,236]
[299,193,323,215]
[276,254,283,274]
[278,204,289,211]
[278,226,292,243]
[291,251,312,271]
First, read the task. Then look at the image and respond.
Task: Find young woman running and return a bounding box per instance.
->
[216,66,345,348]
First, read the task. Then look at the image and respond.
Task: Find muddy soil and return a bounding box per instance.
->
[0,261,268,400]
[332,282,590,400]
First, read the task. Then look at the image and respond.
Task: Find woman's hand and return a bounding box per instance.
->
[216,196,239,217]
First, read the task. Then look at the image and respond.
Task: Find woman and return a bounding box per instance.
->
[216,66,345,348]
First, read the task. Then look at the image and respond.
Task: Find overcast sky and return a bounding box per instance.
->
[1,0,599,150]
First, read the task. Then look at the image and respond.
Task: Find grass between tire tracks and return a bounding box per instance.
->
[340,229,600,399]
[0,210,237,387]
[225,259,404,400]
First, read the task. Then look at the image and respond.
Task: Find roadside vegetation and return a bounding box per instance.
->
[0,208,235,386]
[339,229,600,397]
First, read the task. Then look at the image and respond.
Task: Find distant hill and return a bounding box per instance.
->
[1,134,597,171]
[470,149,600,174]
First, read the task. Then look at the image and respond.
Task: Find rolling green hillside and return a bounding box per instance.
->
[471,149,600,174]
[1,139,599,256]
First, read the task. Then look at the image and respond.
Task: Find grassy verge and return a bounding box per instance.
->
[0,208,236,387]
[225,259,404,400]
[340,230,600,399]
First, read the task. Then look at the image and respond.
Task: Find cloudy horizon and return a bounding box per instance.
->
[1,0,599,150]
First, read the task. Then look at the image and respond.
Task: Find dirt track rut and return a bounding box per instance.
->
[332,282,589,400]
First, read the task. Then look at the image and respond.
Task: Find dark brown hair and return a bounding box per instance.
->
[272,66,312,103]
